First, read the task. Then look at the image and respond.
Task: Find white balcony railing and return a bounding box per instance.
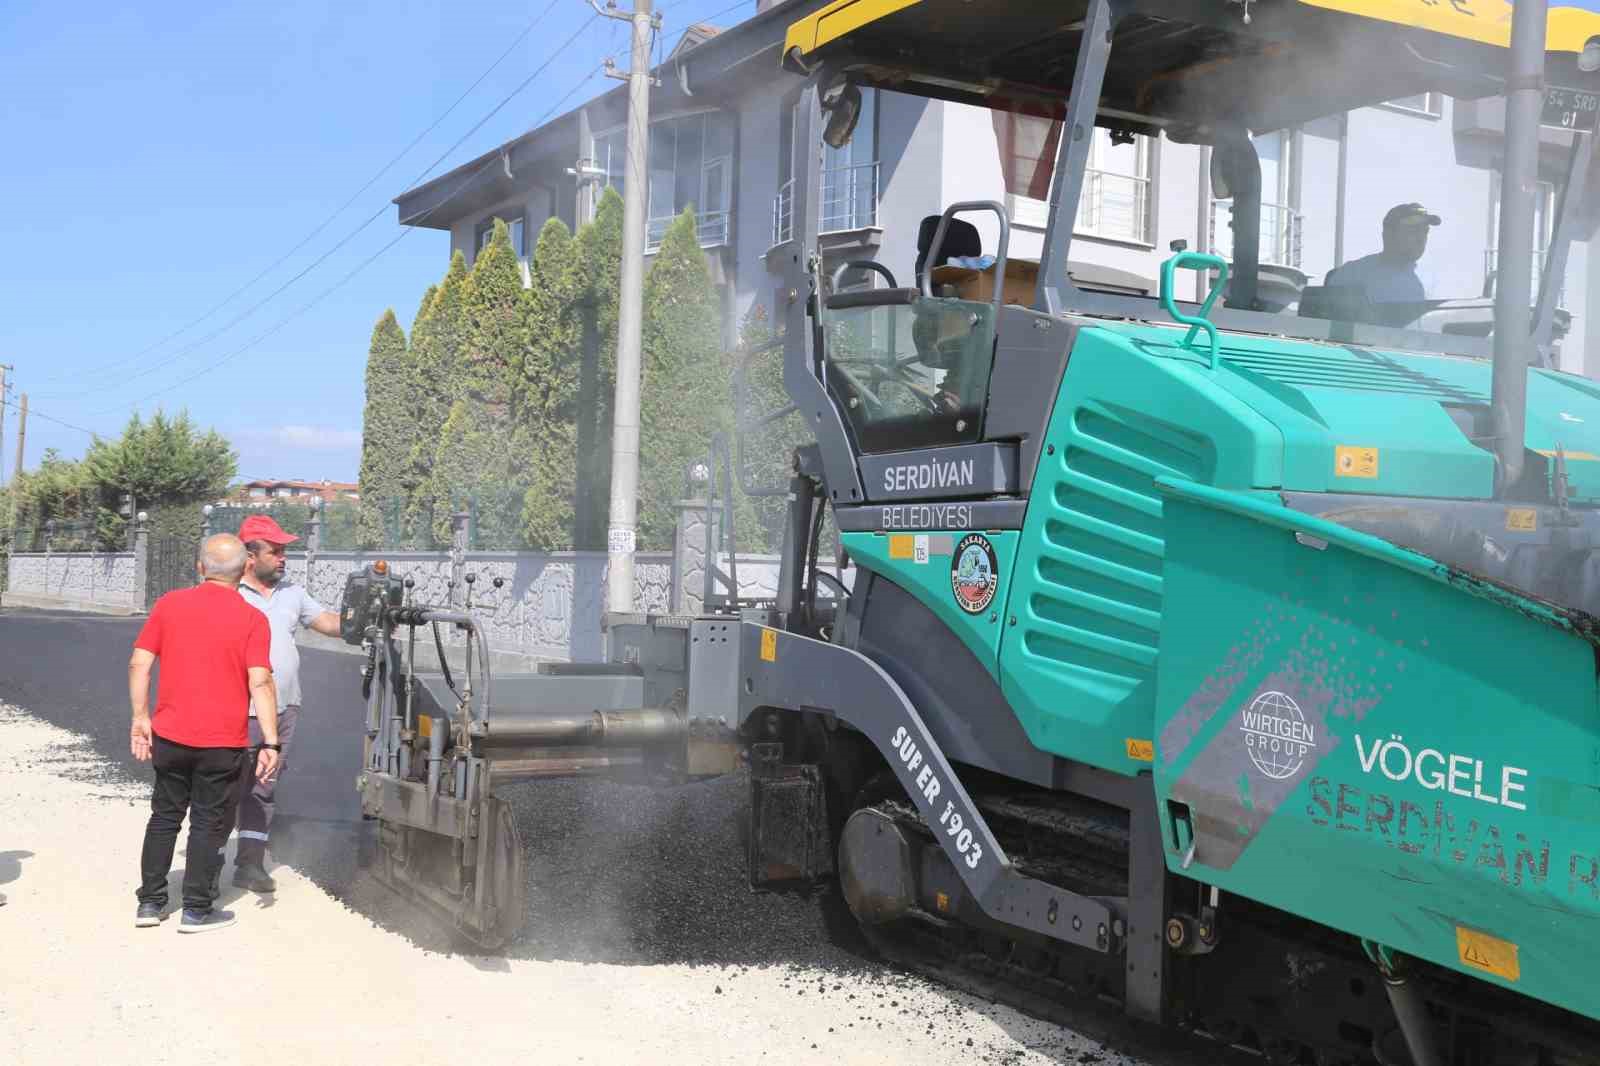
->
[1075,168,1152,245]
[772,179,795,246]
[1485,247,1566,309]
[646,210,732,254]
[1209,200,1305,269]
[820,161,880,235]
[772,161,881,247]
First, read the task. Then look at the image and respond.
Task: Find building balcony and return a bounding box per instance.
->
[1076,168,1152,245]
[646,210,732,254]
[771,161,881,248]
[1209,200,1305,270]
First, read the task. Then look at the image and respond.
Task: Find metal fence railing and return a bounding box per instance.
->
[1208,200,1305,269]
[1077,168,1153,245]
[820,161,879,235]
[646,210,732,254]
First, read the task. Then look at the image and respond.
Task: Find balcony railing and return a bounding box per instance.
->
[1208,200,1305,269]
[646,210,731,254]
[1485,247,1566,308]
[772,161,881,247]
[773,179,794,246]
[1076,169,1152,245]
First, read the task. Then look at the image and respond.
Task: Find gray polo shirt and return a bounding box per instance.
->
[239,580,324,711]
[1325,253,1426,304]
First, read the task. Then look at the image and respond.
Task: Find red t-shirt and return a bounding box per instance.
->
[134,581,271,749]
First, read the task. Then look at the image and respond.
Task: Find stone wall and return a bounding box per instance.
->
[3,552,139,611]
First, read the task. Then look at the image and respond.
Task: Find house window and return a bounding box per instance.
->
[1382,93,1443,118]
[593,111,734,250]
[476,213,526,257]
[249,487,267,498]
[995,112,1155,245]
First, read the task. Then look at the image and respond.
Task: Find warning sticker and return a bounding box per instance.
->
[1334,445,1379,479]
[760,628,778,663]
[1456,926,1520,982]
[913,534,930,564]
[1506,508,1538,533]
[889,534,915,559]
[1125,738,1154,762]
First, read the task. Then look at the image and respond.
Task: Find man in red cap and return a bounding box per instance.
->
[232,513,342,893]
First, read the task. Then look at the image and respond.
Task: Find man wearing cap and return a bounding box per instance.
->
[1325,202,1441,307]
[232,514,342,893]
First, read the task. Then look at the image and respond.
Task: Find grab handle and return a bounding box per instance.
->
[1159,251,1229,369]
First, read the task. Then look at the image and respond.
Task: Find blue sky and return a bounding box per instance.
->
[0,0,745,485]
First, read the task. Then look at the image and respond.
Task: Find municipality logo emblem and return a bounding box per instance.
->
[1239,690,1316,780]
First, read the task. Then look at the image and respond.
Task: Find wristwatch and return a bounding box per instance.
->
[261,743,282,752]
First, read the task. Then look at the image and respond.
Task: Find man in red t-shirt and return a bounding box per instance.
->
[129,533,282,933]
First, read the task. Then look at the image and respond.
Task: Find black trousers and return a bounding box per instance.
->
[136,733,247,912]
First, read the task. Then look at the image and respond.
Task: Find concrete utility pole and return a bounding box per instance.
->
[0,364,11,490]
[592,0,658,616]
[12,393,26,486]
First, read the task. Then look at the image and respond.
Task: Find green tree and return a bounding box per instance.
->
[518,217,583,549]
[405,253,469,542]
[430,221,527,546]
[356,309,411,548]
[573,186,624,549]
[637,207,750,551]
[83,410,237,544]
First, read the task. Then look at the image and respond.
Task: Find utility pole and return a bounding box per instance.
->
[0,364,11,492]
[591,0,658,616]
[13,393,26,486]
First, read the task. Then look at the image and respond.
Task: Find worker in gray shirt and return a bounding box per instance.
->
[231,513,342,893]
[1325,202,1440,307]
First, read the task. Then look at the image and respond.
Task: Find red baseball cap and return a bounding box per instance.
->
[238,514,300,546]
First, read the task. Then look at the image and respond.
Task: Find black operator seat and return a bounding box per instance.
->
[824,213,984,311]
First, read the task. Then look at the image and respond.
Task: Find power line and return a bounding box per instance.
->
[91,66,603,417]
[35,0,570,389]
[0,396,99,440]
[47,10,601,405]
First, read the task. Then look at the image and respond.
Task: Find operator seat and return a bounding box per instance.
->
[915,215,983,288]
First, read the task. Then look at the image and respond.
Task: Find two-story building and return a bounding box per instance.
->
[394,0,1600,374]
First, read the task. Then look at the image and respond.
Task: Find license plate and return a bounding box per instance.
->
[1542,85,1600,131]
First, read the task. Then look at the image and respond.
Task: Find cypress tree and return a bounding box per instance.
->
[356,309,411,548]
[573,186,624,549]
[518,217,582,550]
[637,207,749,551]
[431,223,526,546]
[406,252,469,543]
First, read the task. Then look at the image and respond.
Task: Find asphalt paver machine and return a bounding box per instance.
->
[342,2,1600,1061]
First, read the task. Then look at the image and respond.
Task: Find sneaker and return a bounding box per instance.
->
[177,907,236,933]
[232,863,276,894]
[134,901,164,927]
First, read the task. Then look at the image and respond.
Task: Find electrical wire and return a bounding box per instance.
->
[91,67,601,417]
[34,0,570,389]
[43,9,600,403]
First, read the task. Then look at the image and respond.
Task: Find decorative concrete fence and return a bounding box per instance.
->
[2,549,140,613]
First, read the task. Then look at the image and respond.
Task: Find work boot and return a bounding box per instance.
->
[177,907,236,933]
[134,901,164,927]
[233,861,276,894]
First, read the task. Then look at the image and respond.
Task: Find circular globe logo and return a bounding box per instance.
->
[1239,690,1316,781]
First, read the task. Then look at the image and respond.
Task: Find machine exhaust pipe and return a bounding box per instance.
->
[1491,0,1549,494]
